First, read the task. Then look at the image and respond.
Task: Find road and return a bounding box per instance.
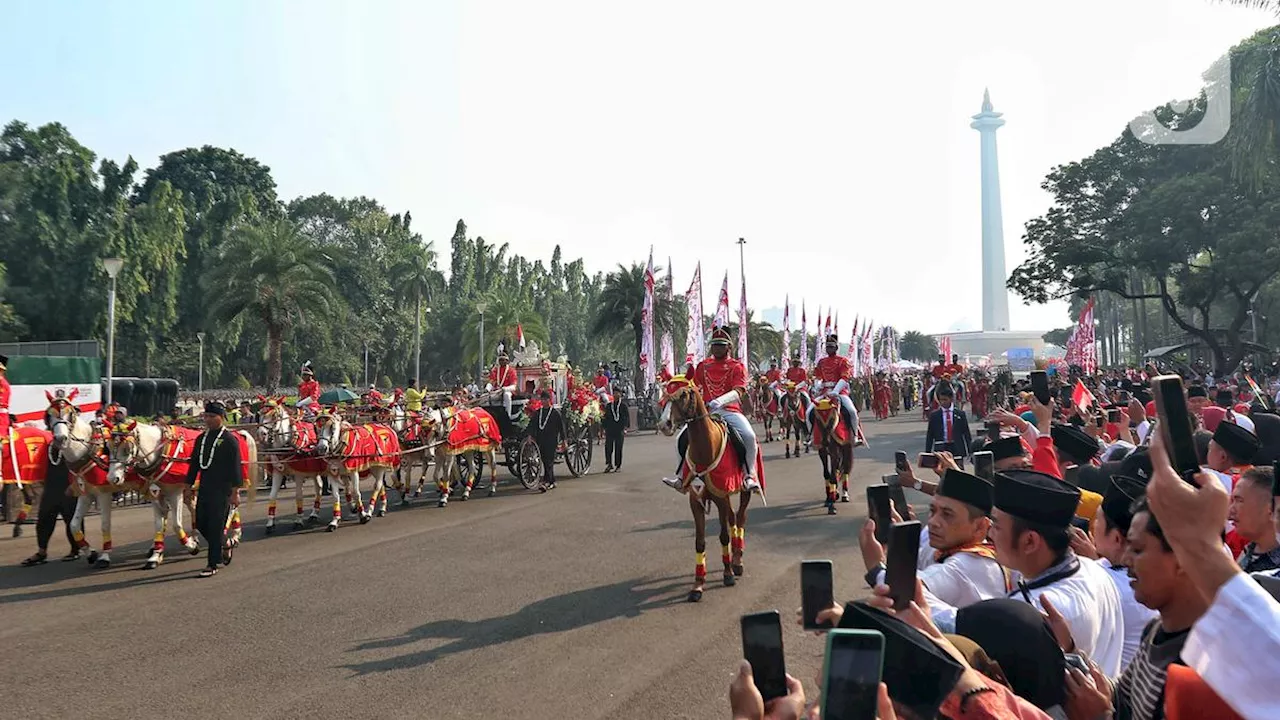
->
[0,413,928,720]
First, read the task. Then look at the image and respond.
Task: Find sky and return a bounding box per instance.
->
[3,0,1275,336]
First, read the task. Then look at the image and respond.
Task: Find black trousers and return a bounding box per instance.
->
[36,483,77,554]
[195,492,230,568]
[538,442,557,483]
[604,431,624,468]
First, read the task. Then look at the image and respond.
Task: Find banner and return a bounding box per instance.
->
[1077,298,1097,374]
[738,278,749,366]
[714,272,730,329]
[641,248,655,390]
[799,301,809,368]
[861,321,874,376]
[848,319,860,377]
[782,295,790,363]
[661,257,674,375]
[686,263,705,364]
[8,355,103,423]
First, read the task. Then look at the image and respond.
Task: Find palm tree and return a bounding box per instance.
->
[1210,6,1280,184]
[898,330,938,362]
[392,240,444,385]
[726,310,782,370]
[593,263,675,377]
[205,219,344,390]
[459,289,549,372]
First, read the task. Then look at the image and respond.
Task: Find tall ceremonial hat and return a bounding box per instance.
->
[993,469,1081,528]
[709,326,732,346]
[1050,424,1100,464]
[204,400,227,417]
[1211,420,1260,462]
[986,435,1026,462]
[937,468,994,515]
[1101,474,1147,533]
[825,333,839,345]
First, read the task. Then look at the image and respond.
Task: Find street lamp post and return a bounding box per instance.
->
[476,302,488,382]
[363,340,370,388]
[197,332,206,393]
[102,258,124,406]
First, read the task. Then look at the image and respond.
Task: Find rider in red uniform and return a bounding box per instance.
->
[366,384,384,406]
[663,327,759,493]
[487,352,519,419]
[0,355,10,437]
[297,361,320,414]
[810,335,859,434]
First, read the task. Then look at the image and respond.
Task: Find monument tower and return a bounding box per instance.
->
[971,89,1010,332]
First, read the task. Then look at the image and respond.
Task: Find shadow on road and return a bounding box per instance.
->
[340,575,686,676]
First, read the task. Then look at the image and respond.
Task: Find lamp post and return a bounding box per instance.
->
[196,332,206,393]
[476,302,488,382]
[363,340,369,388]
[102,257,124,406]
[415,305,431,387]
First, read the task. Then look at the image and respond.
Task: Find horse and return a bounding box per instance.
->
[754,377,779,443]
[102,419,202,568]
[3,424,55,537]
[811,397,854,515]
[417,407,462,507]
[657,377,760,603]
[386,404,434,506]
[256,399,326,532]
[777,383,811,459]
[313,409,401,530]
[433,405,502,505]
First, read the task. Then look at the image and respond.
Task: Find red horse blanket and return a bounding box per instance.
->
[678,427,767,498]
[333,423,401,474]
[1,427,51,484]
[446,409,502,455]
[811,399,852,448]
[126,426,201,487]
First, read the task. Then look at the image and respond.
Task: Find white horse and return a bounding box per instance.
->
[103,420,201,569]
[46,411,134,569]
[313,412,397,531]
[432,406,502,507]
[256,402,325,532]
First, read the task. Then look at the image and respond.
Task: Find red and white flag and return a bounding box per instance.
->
[782,295,791,362]
[516,323,526,350]
[812,305,823,367]
[641,248,655,390]
[714,271,730,329]
[1072,379,1096,411]
[738,279,749,365]
[800,301,809,368]
[686,262,705,363]
[661,257,674,375]
[1076,298,1097,375]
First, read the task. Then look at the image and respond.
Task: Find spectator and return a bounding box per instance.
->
[1230,467,1280,573]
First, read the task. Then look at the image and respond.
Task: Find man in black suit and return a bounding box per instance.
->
[600,388,629,473]
[925,381,972,466]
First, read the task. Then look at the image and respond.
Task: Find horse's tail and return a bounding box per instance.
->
[239,431,259,503]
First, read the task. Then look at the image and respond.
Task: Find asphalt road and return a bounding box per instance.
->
[0,413,930,720]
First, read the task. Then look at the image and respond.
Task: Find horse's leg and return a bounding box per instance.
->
[12,485,34,537]
[461,452,475,501]
[352,471,371,524]
[144,490,168,569]
[688,491,708,602]
[436,453,452,507]
[291,472,305,527]
[265,464,283,534]
[841,446,853,502]
[733,490,751,575]
[487,448,498,495]
[821,446,838,515]
[373,469,388,516]
[714,494,736,587]
[95,497,114,568]
[70,494,95,562]
[325,471,342,531]
[308,476,322,524]
[178,486,199,554]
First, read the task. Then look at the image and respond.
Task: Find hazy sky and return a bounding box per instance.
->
[4,1,1274,335]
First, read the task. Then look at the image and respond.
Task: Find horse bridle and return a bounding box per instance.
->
[46,404,105,471]
[258,405,296,449]
[665,385,709,426]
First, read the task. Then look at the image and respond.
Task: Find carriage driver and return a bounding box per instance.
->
[808,334,858,434]
[486,352,519,419]
[297,361,320,411]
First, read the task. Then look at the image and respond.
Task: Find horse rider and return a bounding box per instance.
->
[785,354,811,407]
[366,384,384,406]
[764,357,784,405]
[808,334,859,438]
[593,364,611,400]
[404,379,426,413]
[486,352,519,419]
[297,361,320,412]
[664,326,760,493]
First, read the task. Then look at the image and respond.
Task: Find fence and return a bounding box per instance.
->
[0,340,100,358]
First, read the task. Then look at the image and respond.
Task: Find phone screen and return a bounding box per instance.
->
[917,453,939,469]
[822,631,884,720]
[1030,371,1051,405]
[1152,375,1201,485]
[894,451,908,472]
[1070,516,1090,532]
[885,521,922,611]
[984,421,1001,442]
[887,483,910,521]
[1107,409,1121,423]
[973,451,994,482]
[741,611,787,701]
[866,485,893,544]
[801,560,835,630]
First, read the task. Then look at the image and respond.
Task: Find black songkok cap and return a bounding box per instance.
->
[956,599,1066,710]
[204,401,227,417]
[1101,475,1147,533]
[993,469,1081,527]
[986,435,1026,462]
[1051,424,1100,464]
[1212,421,1260,463]
[938,468,994,514]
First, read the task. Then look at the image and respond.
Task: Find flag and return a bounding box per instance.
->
[848,319,859,377]
[800,301,809,368]
[686,262,705,364]
[1077,298,1097,375]
[862,321,874,376]
[661,257,675,375]
[738,278,749,366]
[714,272,730,329]
[824,310,832,338]
[782,295,791,363]
[1072,379,1096,411]
[834,311,839,340]
[516,323,526,350]
[641,247,655,390]
[813,305,823,368]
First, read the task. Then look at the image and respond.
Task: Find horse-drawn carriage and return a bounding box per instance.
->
[464,344,595,489]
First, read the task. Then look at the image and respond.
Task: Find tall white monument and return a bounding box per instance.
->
[971,89,1010,332]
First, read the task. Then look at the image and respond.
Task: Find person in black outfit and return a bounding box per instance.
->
[528,389,566,492]
[601,391,629,472]
[19,447,80,566]
[185,401,241,577]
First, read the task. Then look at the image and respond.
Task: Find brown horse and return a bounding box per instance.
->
[657,379,755,603]
[778,383,810,459]
[812,398,853,515]
[753,377,777,442]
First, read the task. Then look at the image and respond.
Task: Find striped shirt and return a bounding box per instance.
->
[1112,620,1190,720]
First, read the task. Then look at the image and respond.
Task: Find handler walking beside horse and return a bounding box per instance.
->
[186,402,240,578]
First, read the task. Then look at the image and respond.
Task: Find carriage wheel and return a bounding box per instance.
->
[503,442,519,474]
[564,425,593,477]
[517,436,543,489]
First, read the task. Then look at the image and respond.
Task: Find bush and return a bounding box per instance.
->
[233,374,252,390]
[341,374,353,386]
[380,375,393,389]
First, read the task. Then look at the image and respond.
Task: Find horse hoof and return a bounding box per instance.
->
[265,525,275,535]
[305,516,319,526]
[437,499,447,508]
[376,509,386,518]
[94,558,111,569]
[143,560,158,570]
[733,564,744,577]
[188,545,201,556]
[359,514,371,525]
[840,494,850,503]
[723,574,736,587]
[687,589,704,603]
[87,551,100,566]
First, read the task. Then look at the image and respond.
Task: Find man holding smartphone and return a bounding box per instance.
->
[925,381,972,465]
[860,469,1009,631]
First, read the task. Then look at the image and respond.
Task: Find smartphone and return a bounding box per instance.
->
[885,521,922,611]
[917,452,939,469]
[741,611,788,702]
[1030,371,1051,406]
[972,451,994,482]
[821,630,885,720]
[801,560,835,631]
[1007,395,1019,409]
[866,485,893,544]
[1070,516,1091,533]
[1064,652,1090,674]
[894,451,909,472]
[984,421,1001,442]
[1107,408,1121,423]
[1095,413,1105,429]
[1152,375,1201,485]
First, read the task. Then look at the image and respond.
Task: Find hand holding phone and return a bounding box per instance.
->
[885,521,922,611]
[918,453,939,469]
[972,451,994,482]
[1030,371,1052,406]
[741,611,788,702]
[894,451,909,472]
[866,485,893,544]
[802,560,835,630]
[1152,375,1201,485]
[821,630,885,720]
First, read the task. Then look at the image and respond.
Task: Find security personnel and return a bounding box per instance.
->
[601,388,629,473]
[185,401,241,577]
[528,388,566,492]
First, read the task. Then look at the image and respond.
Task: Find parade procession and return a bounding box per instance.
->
[8,2,1280,719]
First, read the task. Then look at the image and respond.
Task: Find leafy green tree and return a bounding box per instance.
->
[593,263,678,377]
[205,219,345,390]
[1042,327,1075,348]
[459,289,549,371]
[898,331,938,362]
[391,237,444,385]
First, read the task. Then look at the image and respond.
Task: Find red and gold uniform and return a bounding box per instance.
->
[765,367,782,385]
[487,364,517,389]
[813,354,853,394]
[785,365,808,385]
[873,379,891,420]
[593,372,610,391]
[0,369,10,437]
[693,356,748,413]
[298,377,320,405]
[367,388,384,405]
[970,379,989,419]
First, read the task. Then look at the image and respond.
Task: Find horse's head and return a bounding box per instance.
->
[45,400,77,446]
[257,399,293,449]
[657,377,703,437]
[811,398,842,444]
[104,419,144,485]
[314,409,345,456]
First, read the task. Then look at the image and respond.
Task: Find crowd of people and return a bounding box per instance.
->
[728,364,1280,720]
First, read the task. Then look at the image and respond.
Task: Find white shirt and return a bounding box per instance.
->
[1183,573,1280,719]
[1100,558,1157,672]
[1018,555,1126,677]
[878,537,1009,634]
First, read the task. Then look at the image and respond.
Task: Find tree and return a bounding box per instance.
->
[898,331,938,362]
[459,289,549,371]
[204,220,344,390]
[593,263,677,377]
[391,237,443,385]
[1042,327,1075,348]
